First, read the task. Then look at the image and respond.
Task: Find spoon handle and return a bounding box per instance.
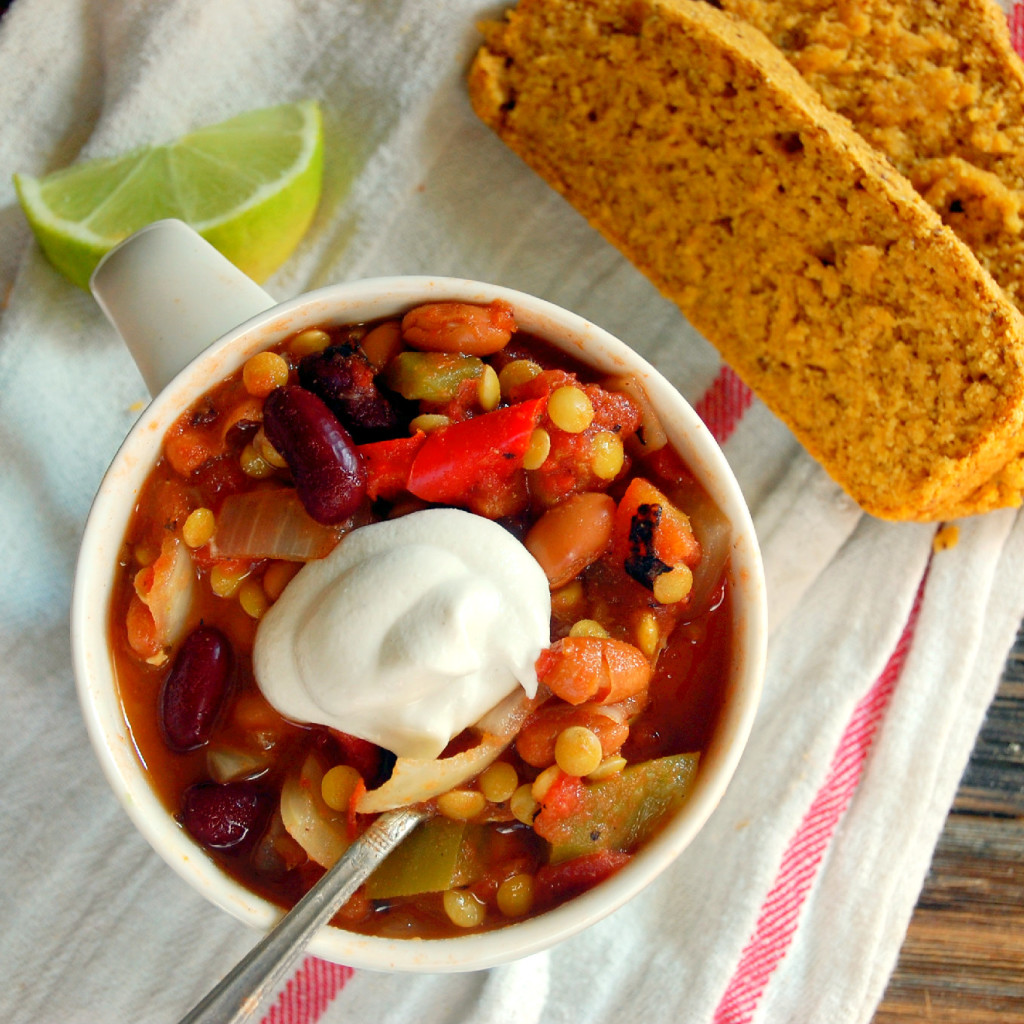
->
[177,806,427,1024]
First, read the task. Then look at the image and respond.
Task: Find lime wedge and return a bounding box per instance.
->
[14,100,324,289]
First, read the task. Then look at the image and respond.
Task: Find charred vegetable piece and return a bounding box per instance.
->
[298,345,403,442]
[611,477,700,590]
[535,753,699,863]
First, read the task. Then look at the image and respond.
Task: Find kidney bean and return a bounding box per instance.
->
[262,385,367,524]
[159,625,233,752]
[298,345,405,443]
[180,781,272,850]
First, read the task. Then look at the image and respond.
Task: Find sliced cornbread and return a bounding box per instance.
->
[719,0,1024,307]
[468,0,1024,521]
[716,0,1024,517]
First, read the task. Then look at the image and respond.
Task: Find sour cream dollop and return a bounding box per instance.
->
[253,508,551,760]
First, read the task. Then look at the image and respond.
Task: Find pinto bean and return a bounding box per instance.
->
[401,300,516,356]
[516,703,629,768]
[535,636,651,706]
[524,491,616,588]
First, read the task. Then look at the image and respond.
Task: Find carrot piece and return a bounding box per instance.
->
[611,477,700,589]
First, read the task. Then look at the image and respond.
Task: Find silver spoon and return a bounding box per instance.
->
[177,805,428,1024]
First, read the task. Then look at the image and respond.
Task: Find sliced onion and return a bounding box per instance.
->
[131,535,196,662]
[606,375,668,453]
[280,751,350,868]
[356,690,541,814]
[206,744,274,784]
[669,479,732,621]
[210,489,344,562]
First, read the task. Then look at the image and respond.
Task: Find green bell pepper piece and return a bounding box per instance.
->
[544,753,699,864]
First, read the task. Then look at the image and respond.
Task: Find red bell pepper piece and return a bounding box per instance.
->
[357,432,427,501]
[406,397,545,505]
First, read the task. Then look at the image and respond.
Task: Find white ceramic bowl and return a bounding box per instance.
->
[72,271,766,972]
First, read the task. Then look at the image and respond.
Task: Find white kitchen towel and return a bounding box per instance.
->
[1,1,1022,1022]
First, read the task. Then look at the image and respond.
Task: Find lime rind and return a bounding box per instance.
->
[13,100,324,289]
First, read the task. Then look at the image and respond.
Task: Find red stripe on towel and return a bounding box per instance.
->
[1011,3,1024,58]
[712,573,927,1024]
[694,365,753,445]
[261,956,354,1024]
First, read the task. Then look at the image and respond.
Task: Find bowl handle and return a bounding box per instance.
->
[90,219,277,397]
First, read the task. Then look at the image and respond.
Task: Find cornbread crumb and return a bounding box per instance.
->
[468,0,1024,521]
[933,523,961,551]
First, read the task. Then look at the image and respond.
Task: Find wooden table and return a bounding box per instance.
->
[874,629,1024,1022]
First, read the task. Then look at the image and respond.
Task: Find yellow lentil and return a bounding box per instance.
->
[498,358,542,397]
[288,328,333,359]
[443,889,486,929]
[568,618,609,638]
[496,874,535,917]
[182,507,216,548]
[243,351,290,398]
[510,783,540,824]
[240,443,274,479]
[409,413,450,434]
[550,580,586,620]
[321,764,361,811]
[587,754,628,780]
[238,579,269,620]
[477,364,501,411]
[653,565,694,605]
[590,430,625,479]
[531,764,562,801]
[210,563,247,598]
[437,788,487,821]
[479,761,519,803]
[555,725,603,777]
[635,611,660,658]
[522,428,551,470]
[548,385,594,433]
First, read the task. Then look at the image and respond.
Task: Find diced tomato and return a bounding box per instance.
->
[164,379,263,476]
[406,398,545,505]
[533,770,585,831]
[329,729,387,785]
[533,850,632,908]
[357,432,426,501]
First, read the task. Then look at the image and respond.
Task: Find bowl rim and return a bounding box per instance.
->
[71,274,767,972]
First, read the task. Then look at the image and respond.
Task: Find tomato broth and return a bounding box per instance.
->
[110,301,733,938]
